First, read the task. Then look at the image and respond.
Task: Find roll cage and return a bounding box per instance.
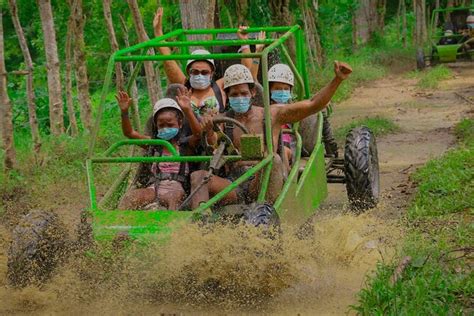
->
[85,25,325,233]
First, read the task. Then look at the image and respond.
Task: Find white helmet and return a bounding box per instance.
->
[467,15,474,23]
[223,64,254,90]
[268,64,294,87]
[186,49,215,71]
[152,98,183,117]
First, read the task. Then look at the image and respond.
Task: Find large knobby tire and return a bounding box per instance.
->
[322,112,339,157]
[344,127,380,213]
[416,49,426,70]
[7,210,69,287]
[243,203,279,228]
[299,113,318,156]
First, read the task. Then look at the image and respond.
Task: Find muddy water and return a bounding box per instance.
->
[0,212,400,315]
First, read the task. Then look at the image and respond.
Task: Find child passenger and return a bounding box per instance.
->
[115,88,212,210]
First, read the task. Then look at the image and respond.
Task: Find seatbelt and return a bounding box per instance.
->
[211,81,225,113]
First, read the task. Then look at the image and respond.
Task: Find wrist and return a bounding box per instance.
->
[333,76,344,84]
[238,45,250,53]
[121,110,129,118]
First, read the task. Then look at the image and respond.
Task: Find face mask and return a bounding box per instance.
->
[271,90,292,104]
[189,74,211,90]
[156,127,179,140]
[229,97,251,113]
[468,23,474,30]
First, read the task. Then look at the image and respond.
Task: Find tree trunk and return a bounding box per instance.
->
[354,0,379,44]
[119,15,141,131]
[269,0,296,61]
[103,0,125,91]
[299,0,323,68]
[402,0,407,48]
[415,0,426,47]
[127,0,162,106]
[71,0,92,133]
[8,0,41,154]
[434,0,440,29]
[179,0,216,42]
[421,0,427,42]
[235,0,248,25]
[396,0,402,41]
[0,9,16,170]
[65,0,79,136]
[37,0,64,135]
[377,0,387,36]
[352,7,358,49]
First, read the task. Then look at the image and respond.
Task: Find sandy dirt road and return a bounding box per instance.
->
[0,63,472,315]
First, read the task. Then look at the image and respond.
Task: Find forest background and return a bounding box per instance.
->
[0,0,472,171]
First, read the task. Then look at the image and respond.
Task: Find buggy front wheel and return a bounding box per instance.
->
[344,127,380,213]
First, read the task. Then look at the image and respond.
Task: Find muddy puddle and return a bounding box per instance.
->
[0,211,400,315]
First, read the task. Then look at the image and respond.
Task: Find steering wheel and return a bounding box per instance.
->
[206,117,249,155]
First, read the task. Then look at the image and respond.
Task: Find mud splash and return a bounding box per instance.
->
[0,212,400,315]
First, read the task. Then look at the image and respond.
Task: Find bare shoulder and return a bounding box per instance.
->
[215,78,224,87]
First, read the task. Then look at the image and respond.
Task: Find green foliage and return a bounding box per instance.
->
[335,116,400,141]
[455,118,474,147]
[354,248,471,315]
[409,121,474,219]
[407,65,454,89]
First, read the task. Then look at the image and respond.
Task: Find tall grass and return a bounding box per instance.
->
[406,65,454,89]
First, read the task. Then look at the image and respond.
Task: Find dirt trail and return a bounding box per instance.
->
[307,62,474,314]
[0,63,472,315]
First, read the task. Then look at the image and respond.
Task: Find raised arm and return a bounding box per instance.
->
[274,61,352,125]
[153,8,186,84]
[116,91,149,140]
[175,87,203,148]
[250,31,265,81]
[237,26,253,72]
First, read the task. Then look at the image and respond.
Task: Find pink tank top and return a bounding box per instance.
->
[281,123,292,144]
[152,147,189,175]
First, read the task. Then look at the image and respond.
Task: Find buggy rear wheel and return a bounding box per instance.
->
[243,203,279,228]
[416,49,426,70]
[344,127,380,213]
[7,210,69,287]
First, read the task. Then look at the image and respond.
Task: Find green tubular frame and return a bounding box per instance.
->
[87,25,311,216]
[429,6,474,61]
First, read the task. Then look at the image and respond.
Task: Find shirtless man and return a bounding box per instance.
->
[190,61,352,208]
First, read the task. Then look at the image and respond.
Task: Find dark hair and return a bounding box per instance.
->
[165,83,186,101]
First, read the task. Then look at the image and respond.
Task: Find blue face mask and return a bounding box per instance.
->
[468,23,474,30]
[189,74,211,90]
[157,127,179,140]
[271,90,292,104]
[229,97,251,113]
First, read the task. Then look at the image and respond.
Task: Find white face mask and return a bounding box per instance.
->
[189,74,211,90]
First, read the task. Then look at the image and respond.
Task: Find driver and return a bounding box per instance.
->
[461,14,474,51]
[189,62,352,209]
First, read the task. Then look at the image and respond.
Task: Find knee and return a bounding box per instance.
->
[191,170,207,185]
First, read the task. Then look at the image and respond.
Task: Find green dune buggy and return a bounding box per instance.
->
[418,5,474,69]
[7,25,380,287]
